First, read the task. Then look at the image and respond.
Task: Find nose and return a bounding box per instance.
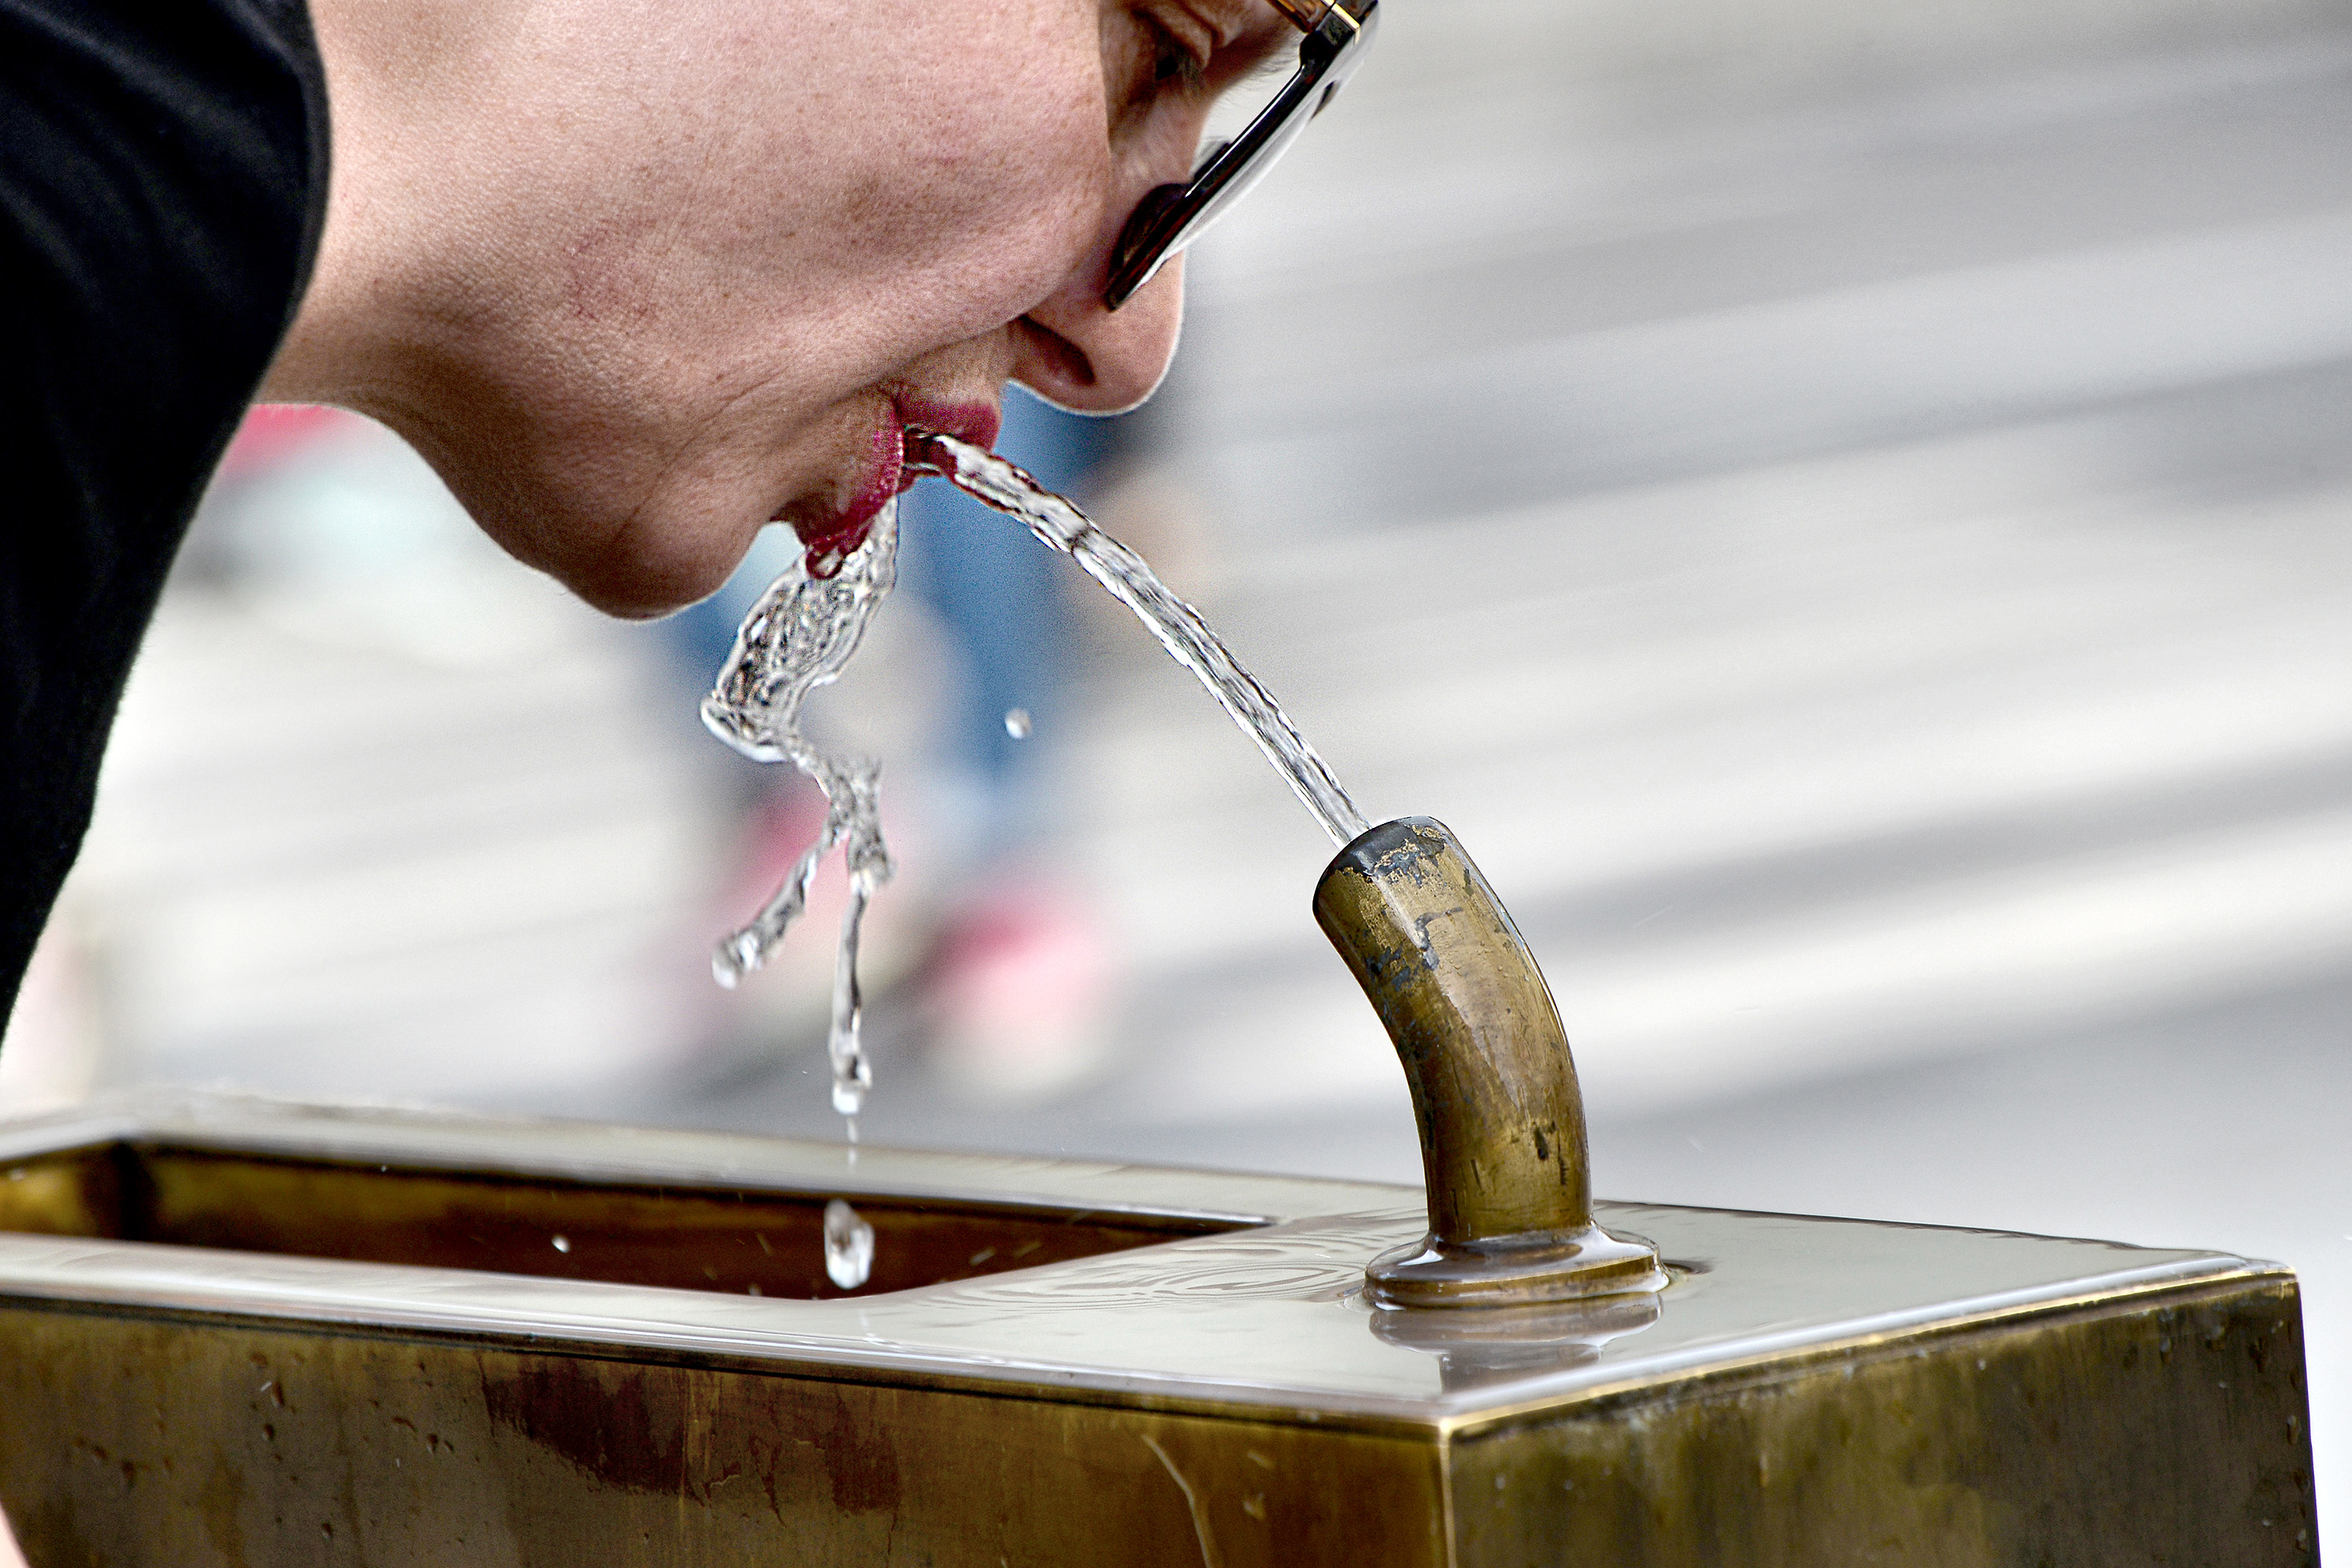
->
[1009,252,1185,415]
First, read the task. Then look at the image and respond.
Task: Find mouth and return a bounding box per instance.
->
[793,396,1002,577]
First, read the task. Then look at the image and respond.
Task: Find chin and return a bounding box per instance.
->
[594,536,762,619]
[495,502,759,622]
[570,575,710,622]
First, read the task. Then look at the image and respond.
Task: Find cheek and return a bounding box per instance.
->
[925,182,1105,339]
[638,1,1116,385]
[876,61,1114,336]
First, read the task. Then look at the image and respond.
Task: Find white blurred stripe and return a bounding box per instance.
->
[1561,804,2352,1107]
[1106,802,2352,1126]
[1217,207,2352,452]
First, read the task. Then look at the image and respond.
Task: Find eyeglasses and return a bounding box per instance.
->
[1103,0,1380,310]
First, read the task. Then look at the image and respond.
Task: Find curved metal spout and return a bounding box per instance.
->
[1315,818,1665,1308]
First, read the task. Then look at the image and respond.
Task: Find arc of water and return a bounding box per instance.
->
[903,431,1368,848]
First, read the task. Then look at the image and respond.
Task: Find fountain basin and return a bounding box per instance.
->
[0,1093,2316,1564]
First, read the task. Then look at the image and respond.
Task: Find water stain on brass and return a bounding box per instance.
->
[1370,1291,1665,1392]
[481,1362,694,1498]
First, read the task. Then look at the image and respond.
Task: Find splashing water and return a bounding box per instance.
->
[906,431,1369,846]
[700,497,900,1116]
[698,432,1368,1134]
[824,1199,876,1290]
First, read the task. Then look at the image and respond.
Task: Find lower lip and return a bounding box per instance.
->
[795,422,906,578]
[794,401,1000,577]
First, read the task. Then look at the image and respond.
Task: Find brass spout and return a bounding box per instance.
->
[1316,818,1666,1308]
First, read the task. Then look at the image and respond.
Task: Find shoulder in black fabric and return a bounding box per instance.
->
[0,0,331,1019]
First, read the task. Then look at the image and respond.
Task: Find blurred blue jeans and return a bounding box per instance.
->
[665,389,1120,865]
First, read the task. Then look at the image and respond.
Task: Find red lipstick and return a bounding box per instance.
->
[794,399,1000,578]
[798,422,902,579]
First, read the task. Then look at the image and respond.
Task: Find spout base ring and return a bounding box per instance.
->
[1365,1223,1668,1310]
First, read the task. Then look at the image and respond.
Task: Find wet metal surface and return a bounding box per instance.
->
[0,1142,1224,1301]
[0,1094,2282,1418]
[0,1095,2316,1563]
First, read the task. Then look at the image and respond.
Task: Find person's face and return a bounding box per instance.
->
[321,0,1295,615]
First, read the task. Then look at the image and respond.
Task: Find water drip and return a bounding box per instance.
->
[823,1199,875,1290]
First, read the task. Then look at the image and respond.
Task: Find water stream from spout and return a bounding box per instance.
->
[904,430,1370,847]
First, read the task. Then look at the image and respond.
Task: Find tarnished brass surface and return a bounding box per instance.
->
[1316,818,1665,1307]
[1446,1275,2317,1566]
[0,1094,2321,1565]
[0,1313,1450,1567]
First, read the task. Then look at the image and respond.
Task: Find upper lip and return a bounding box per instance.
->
[891,394,1000,456]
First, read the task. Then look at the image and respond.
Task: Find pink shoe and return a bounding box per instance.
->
[920,875,1116,1102]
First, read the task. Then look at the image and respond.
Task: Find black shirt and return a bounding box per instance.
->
[0,0,327,1022]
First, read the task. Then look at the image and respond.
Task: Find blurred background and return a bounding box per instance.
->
[3,0,2347,1540]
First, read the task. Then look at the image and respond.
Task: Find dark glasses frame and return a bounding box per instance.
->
[1103,0,1380,309]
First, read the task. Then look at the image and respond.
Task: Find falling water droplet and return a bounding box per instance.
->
[824,1200,875,1290]
[550,1235,571,1254]
[1003,706,1033,739]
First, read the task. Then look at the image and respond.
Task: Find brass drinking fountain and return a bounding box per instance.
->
[0,816,2322,1564]
[1316,817,1666,1308]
